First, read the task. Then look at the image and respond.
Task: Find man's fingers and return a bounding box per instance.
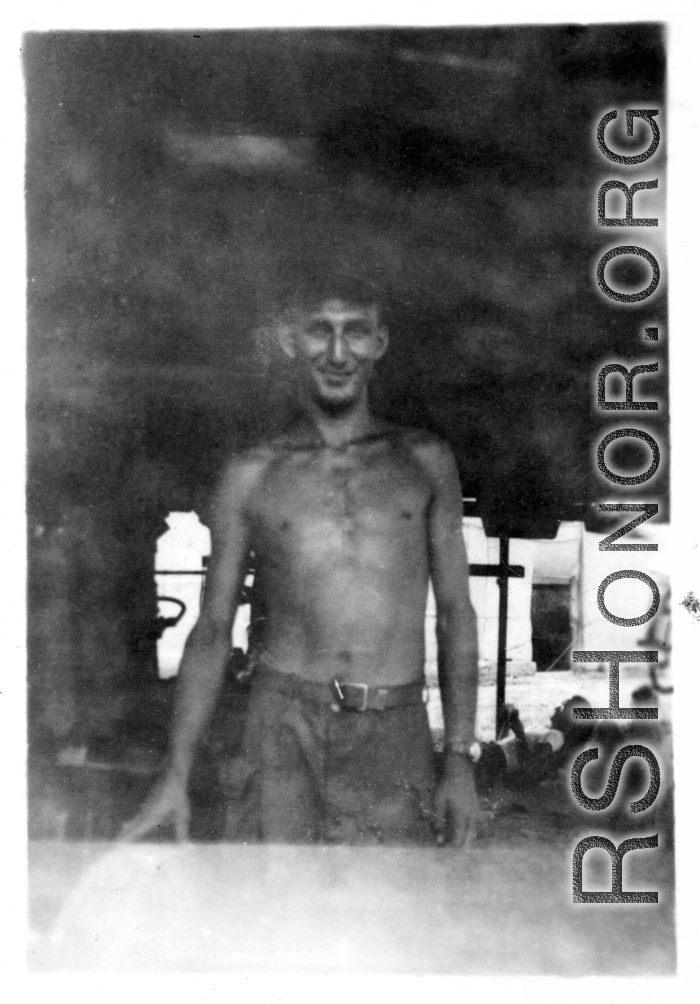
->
[463,812,478,848]
[448,811,469,849]
[119,818,149,843]
[119,800,174,842]
[119,811,162,843]
[120,800,190,843]
[435,806,479,848]
[174,809,190,842]
[433,791,447,844]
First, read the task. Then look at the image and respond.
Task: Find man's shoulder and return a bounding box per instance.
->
[217,432,308,487]
[391,425,458,471]
[385,426,461,500]
[216,444,277,497]
[223,443,277,469]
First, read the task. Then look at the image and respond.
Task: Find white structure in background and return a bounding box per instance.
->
[155,512,251,679]
[530,519,670,654]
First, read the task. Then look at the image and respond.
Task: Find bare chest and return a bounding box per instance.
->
[251,446,431,555]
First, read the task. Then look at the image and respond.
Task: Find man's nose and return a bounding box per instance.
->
[329,330,350,364]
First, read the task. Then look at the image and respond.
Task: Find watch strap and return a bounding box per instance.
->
[445,741,482,764]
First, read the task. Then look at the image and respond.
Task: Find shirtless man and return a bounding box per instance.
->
[123,282,480,847]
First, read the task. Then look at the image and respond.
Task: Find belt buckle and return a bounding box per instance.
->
[334,680,370,712]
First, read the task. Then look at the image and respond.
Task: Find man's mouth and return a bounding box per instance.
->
[317,369,355,386]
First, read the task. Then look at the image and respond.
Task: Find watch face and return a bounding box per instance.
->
[469,742,482,764]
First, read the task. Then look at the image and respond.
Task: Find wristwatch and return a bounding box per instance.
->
[445,741,482,764]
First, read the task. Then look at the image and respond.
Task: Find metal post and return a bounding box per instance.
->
[496,534,510,739]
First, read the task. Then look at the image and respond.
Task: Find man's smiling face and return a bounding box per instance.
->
[280,299,388,412]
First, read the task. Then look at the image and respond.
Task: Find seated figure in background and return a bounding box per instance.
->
[472,698,596,796]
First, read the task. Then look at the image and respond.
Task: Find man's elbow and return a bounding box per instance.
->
[186,614,231,652]
[436,597,477,633]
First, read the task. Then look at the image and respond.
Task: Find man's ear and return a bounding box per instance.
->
[373,325,389,360]
[277,323,297,360]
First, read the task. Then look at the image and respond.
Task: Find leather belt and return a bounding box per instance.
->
[254,665,425,713]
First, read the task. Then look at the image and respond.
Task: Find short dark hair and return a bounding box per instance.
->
[275,270,383,317]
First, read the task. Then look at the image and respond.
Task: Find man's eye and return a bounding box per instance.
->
[343,323,371,338]
[306,322,334,337]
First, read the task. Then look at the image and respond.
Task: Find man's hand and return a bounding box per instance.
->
[433,756,480,848]
[120,772,191,842]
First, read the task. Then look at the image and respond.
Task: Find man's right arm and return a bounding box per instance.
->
[121,452,267,841]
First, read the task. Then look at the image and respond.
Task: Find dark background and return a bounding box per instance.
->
[24,26,666,800]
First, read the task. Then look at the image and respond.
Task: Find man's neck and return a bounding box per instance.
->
[301,395,377,450]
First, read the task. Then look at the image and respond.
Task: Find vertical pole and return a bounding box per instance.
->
[496,534,510,739]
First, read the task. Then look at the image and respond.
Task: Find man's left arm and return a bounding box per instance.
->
[421,437,480,847]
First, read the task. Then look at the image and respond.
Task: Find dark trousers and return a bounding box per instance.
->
[223,671,437,845]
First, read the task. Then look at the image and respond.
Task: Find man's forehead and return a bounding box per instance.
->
[304,299,378,321]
